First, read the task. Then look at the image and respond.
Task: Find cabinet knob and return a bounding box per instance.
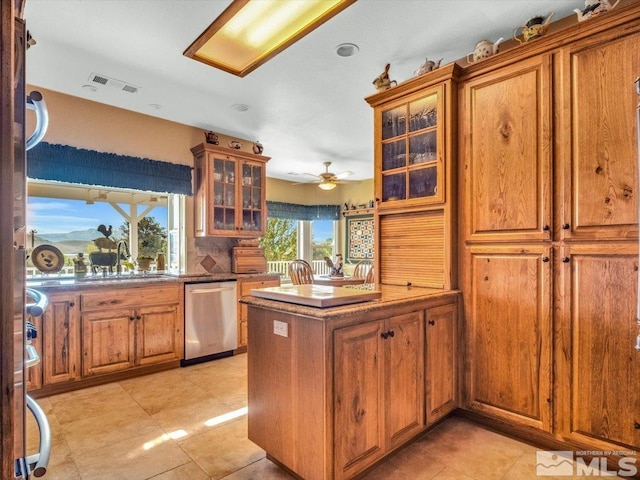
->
[381,332,389,339]
[428,320,435,326]
[542,225,550,231]
[634,422,640,430]
[562,256,570,263]
[562,223,570,230]
[542,256,550,263]
[69,301,75,307]
[388,330,394,338]
[129,316,135,321]
[136,315,141,320]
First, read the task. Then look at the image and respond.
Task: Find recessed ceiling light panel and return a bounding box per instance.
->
[184,0,357,77]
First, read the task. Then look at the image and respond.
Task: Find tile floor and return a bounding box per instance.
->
[27,353,625,480]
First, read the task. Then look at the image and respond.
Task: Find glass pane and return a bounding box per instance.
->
[214,159,224,182]
[226,208,235,230]
[381,105,406,140]
[252,188,262,208]
[242,163,251,183]
[242,186,251,208]
[214,183,223,205]
[252,165,262,186]
[224,187,234,207]
[409,94,437,132]
[382,140,406,171]
[409,131,437,165]
[252,211,261,231]
[382,173,406,201]
[225,160,235,183]
[409,167,437,198]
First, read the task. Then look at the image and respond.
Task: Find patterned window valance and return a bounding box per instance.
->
[27,142,193,195]
[267,201,341,221]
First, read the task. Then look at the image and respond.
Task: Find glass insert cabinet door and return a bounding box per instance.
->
[212,158,236,232]
[241,162,263,232]
[379,86,444,205]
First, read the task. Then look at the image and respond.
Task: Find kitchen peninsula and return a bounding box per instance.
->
[242,284,460,480]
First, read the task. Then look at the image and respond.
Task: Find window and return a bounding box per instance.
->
[26,183,173,276]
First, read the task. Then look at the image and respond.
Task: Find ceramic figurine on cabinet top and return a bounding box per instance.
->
[252,141,263,154]
[205,131,219,145]
[574,0,620,21]
[513,12,554,43]
[415,57,443,76]
[466,38,504,63]
[229,140,242,150]
[373,64,397,91]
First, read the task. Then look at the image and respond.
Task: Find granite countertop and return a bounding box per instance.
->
[240,284,460,320]
[26,271,281,291]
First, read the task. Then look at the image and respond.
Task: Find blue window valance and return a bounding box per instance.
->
[27,142,193,195]
[267,201,340,221]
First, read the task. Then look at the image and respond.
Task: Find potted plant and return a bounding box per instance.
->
[137,239,157,271]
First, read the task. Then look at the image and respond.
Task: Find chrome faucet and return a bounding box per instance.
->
[116,240,130,274]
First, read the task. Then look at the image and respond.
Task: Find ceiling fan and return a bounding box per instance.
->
[290,162,356,190]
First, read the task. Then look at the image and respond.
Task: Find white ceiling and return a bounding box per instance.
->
[23,0,578,182]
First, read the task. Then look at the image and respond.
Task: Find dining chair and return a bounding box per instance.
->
[364,265,375,284]
[288,259,314,285]
[353,260,373,280]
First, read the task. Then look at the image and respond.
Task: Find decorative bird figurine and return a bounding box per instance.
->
[97,224,113,238]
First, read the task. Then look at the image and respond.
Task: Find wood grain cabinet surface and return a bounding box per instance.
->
[236,275,280,349]
[192,143,270,238]
[334,311,425,479]
[42,292,80,386]
[247,293,458,480]
[81,285,183,377]
[459,5,640,455]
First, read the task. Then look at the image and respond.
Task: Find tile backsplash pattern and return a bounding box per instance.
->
[186,236,235,273]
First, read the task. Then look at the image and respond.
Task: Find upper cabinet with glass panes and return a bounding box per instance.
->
[366,65,460,211]
[191,143,269,237]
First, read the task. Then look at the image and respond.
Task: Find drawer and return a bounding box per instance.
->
[81,285,180,311]
[240,278,280,296]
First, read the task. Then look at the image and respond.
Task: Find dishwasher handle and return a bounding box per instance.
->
[189,287,235,294]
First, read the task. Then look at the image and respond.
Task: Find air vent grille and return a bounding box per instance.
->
[88,73,139,94]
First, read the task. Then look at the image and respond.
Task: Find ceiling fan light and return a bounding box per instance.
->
[319,182,336,190]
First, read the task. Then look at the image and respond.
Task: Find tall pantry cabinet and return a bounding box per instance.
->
[460,6,640,452]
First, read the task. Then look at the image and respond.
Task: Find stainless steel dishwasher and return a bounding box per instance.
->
[182,281,238,366]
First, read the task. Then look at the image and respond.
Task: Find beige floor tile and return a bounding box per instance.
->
[49,383,141,424]
[151,395,236,439]
[59,405,160,455]
[362,447,445,479]
[33,458,82,480]
[222,457,295,479]
[120,373,215,415]
[148,461,210,480]
[431,466,476,480]
[73,429,190,480]
[179,417,265,479]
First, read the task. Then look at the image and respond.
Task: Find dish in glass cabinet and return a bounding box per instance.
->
[31,244,65,273]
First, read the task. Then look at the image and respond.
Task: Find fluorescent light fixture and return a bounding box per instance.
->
[184,0,357,77]
[318,181,336,190]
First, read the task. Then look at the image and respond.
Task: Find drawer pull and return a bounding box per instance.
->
[428,320,435,326]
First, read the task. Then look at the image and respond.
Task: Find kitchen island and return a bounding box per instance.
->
[242,284,460,480]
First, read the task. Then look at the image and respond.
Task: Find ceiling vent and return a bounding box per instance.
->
[88,73,139,94]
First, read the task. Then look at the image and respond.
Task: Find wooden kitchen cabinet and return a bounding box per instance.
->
[42,292,80,386]
[334,311,424,478]
[366,64,460,289]
[425,302,458,424]
[556,29,639,241]
[236,275,280,349]
[192,143,270,237]
[461,54,552,243]
[81,285,183,377]
[556,245,640,450]
[464,245,552,432]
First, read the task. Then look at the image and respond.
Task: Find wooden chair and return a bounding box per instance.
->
[364,265,375,284]
[288,259,314,285]
[353,260,373,280]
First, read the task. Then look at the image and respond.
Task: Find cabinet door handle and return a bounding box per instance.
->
[562,223,570,230]
[428,320,435,326]
[562,256,570,263]
[542,256,550,263]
